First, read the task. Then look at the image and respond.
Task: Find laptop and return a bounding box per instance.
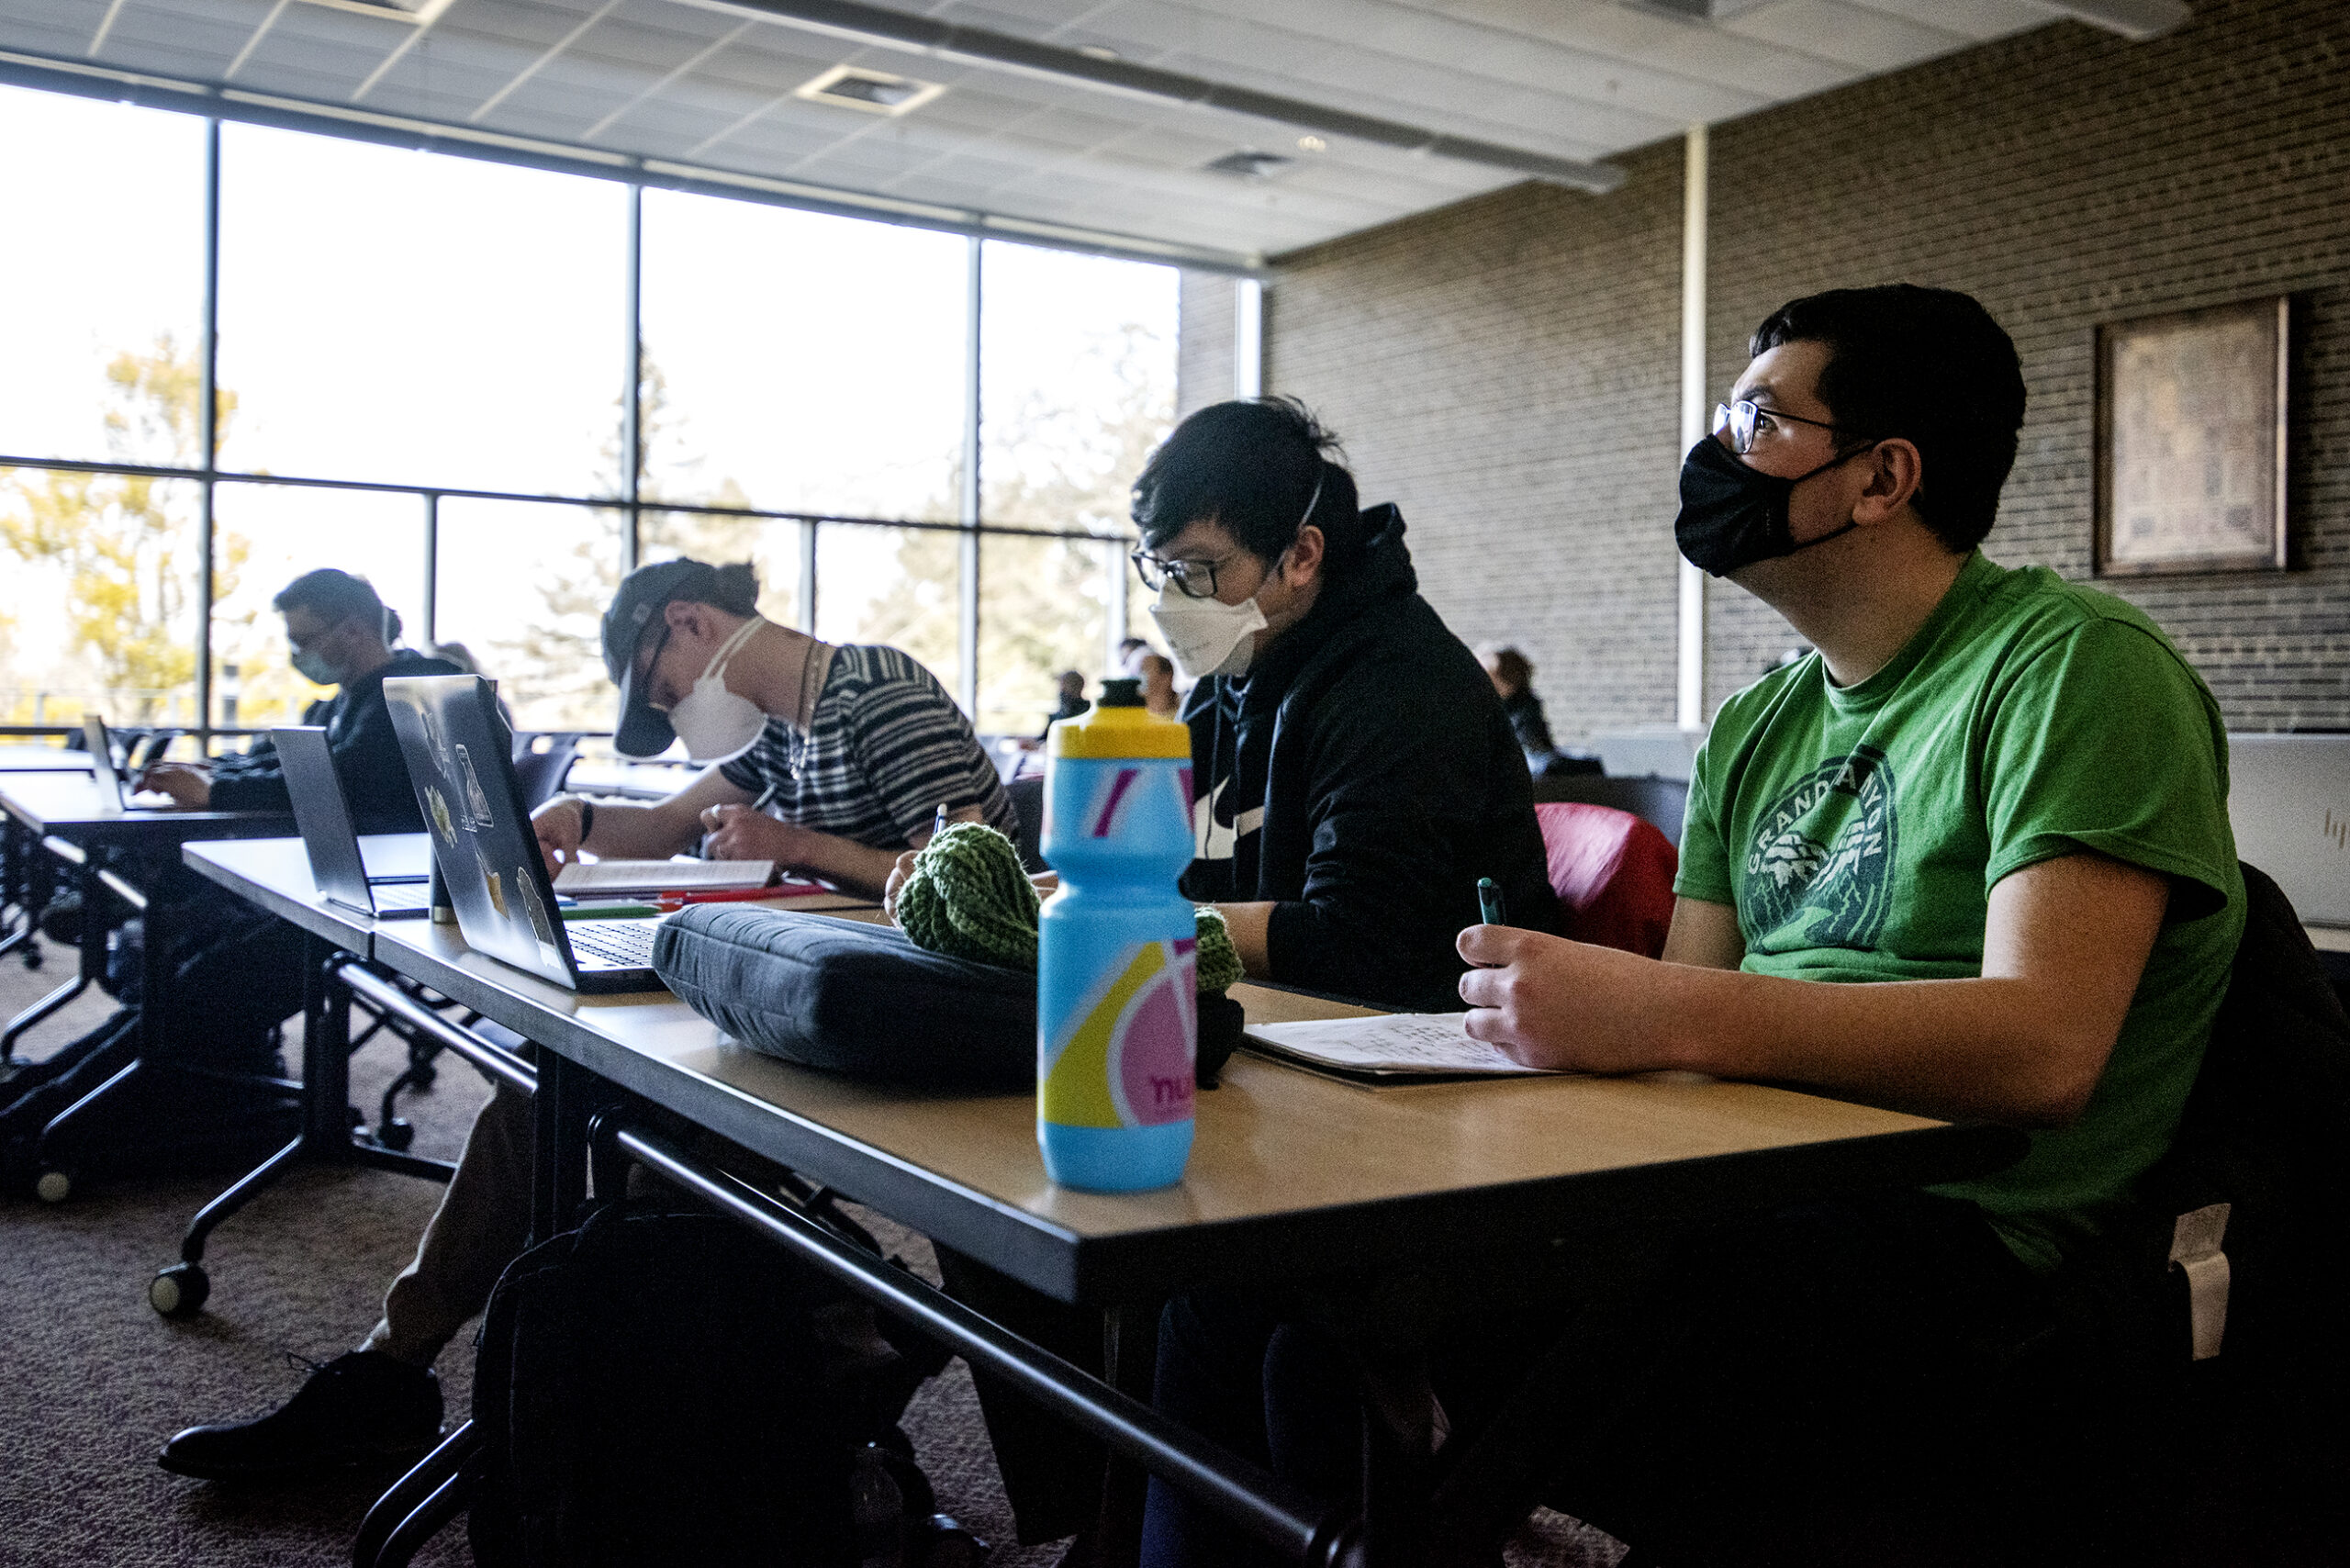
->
[2228,733,2350,928]
[274,725,432,919]
[82,715,171,811]
[383,674,664,993]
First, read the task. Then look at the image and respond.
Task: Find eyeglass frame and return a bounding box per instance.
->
[1712,398,1875,456]
[1130,547,1252,600]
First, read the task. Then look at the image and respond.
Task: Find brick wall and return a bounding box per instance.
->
[1227,0,2350,738]
[1252,143,1688,742]
[1177,272,1237,420]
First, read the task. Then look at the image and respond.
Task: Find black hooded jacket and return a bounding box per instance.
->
[1178,505,1559,1012]
[207,649,463,833]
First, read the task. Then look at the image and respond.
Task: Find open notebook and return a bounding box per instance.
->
[554,858,777,896]
[1242,1013,1562,1084]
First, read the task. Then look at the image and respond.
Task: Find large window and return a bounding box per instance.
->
[639,194,968,521]
[0,83,1180,750]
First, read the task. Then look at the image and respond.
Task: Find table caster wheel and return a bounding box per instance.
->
[34,1170,72,1204]
[376,1119,415,1151]
[347,1104,366,1129]
[151,1262,210,1318]
[412,1063,437,1089]
[22,946,42,970]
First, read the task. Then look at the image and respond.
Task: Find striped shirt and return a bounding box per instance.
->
[718,644,1015,850]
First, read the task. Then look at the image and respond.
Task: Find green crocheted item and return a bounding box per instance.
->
[894,823,1041,969]
[896,821,1243,994]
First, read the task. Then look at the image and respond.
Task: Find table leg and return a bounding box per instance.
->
[531,1048,591,1246]
[1095,1301,1164,1568]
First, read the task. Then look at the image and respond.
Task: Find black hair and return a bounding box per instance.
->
[274,567,401,644]
[1750,285,2027,554]
[1131,396,1362,577]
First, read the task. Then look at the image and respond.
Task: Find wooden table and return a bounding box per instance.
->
[368,916,2007,1304]
[331,905,2025,1563]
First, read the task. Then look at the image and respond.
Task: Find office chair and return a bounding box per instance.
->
[1534,802,1677,959]
[1528,773,1688,846]
[1004,775,1048,874]
[508,732,582,812]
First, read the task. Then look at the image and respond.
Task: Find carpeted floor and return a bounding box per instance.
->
[0,934,1620,1568]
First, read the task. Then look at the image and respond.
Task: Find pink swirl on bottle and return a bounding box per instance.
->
[1115,950,1197,1126]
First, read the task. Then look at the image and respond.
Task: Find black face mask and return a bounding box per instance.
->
[1674,435,1867,577]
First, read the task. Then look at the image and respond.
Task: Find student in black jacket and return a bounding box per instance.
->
[138,568,458,833]
[124,570,454,1066]
[1135,396,1559,1011]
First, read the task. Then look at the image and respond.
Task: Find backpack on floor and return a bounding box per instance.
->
[466,1198,979,1568]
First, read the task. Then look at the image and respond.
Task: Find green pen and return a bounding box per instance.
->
[1478,876,1506,927]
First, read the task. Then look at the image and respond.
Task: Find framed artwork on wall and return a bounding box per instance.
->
[2095,295,2290,577]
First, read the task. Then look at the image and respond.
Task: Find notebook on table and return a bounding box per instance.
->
[383,674,665,994]
[553,858,778,896]
[1242,1013,1564,1086]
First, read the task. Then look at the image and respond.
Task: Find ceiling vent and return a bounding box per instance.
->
[1204,150,1293,180]
[291,0,455,22]
[794,64,946,117]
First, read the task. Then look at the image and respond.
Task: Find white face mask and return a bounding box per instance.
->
[1150,588,1269,683]
[665,616,769,763]
[1145,471,1323,684]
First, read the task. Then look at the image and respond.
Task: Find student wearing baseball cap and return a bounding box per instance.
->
[158,556,1013,1484]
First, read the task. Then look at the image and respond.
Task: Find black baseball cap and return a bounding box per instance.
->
[601,557,760,758]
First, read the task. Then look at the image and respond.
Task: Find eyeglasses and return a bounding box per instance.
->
[1130,549,1237,600]
[633,623,674,710]
[1712,398,1869,456]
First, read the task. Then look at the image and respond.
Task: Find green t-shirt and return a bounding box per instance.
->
[1676,550,2244,1273]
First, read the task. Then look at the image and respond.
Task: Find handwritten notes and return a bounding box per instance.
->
[1243,1014,1559,1080]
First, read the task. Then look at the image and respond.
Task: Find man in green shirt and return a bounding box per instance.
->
[1145,286,2245,1567]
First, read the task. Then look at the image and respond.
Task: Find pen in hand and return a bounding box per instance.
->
[932,802,949,843]
[750,782,781,815]
[1478,876,1507,928]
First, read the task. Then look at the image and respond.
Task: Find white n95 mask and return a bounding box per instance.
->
[666,616,769,763]
[1147,469,1326,684]
[1150,588,1269,683]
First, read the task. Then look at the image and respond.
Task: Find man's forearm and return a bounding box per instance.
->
[1649,962,2116,1126]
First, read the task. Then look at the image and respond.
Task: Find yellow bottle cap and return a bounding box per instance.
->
[1049,680,1190,760]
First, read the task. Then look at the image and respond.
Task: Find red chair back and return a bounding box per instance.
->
[1535,801,1679,959]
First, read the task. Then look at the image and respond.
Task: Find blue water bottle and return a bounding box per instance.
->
[1037,678,1198,1192]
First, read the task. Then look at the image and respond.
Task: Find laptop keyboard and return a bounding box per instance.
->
[566,919,660,968]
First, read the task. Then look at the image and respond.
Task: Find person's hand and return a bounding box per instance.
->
[1456,925,1679,1073]
[136,763,210,810]
[699,804,816,868]
[882,849,922,925]
[531,797,588,879]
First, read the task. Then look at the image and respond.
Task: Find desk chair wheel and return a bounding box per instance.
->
[22,944,41,970]
[150,1262,209,1318]
[34,1169,72,1204]
[348,1103,366,1129]
[376,1118,416,1152]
